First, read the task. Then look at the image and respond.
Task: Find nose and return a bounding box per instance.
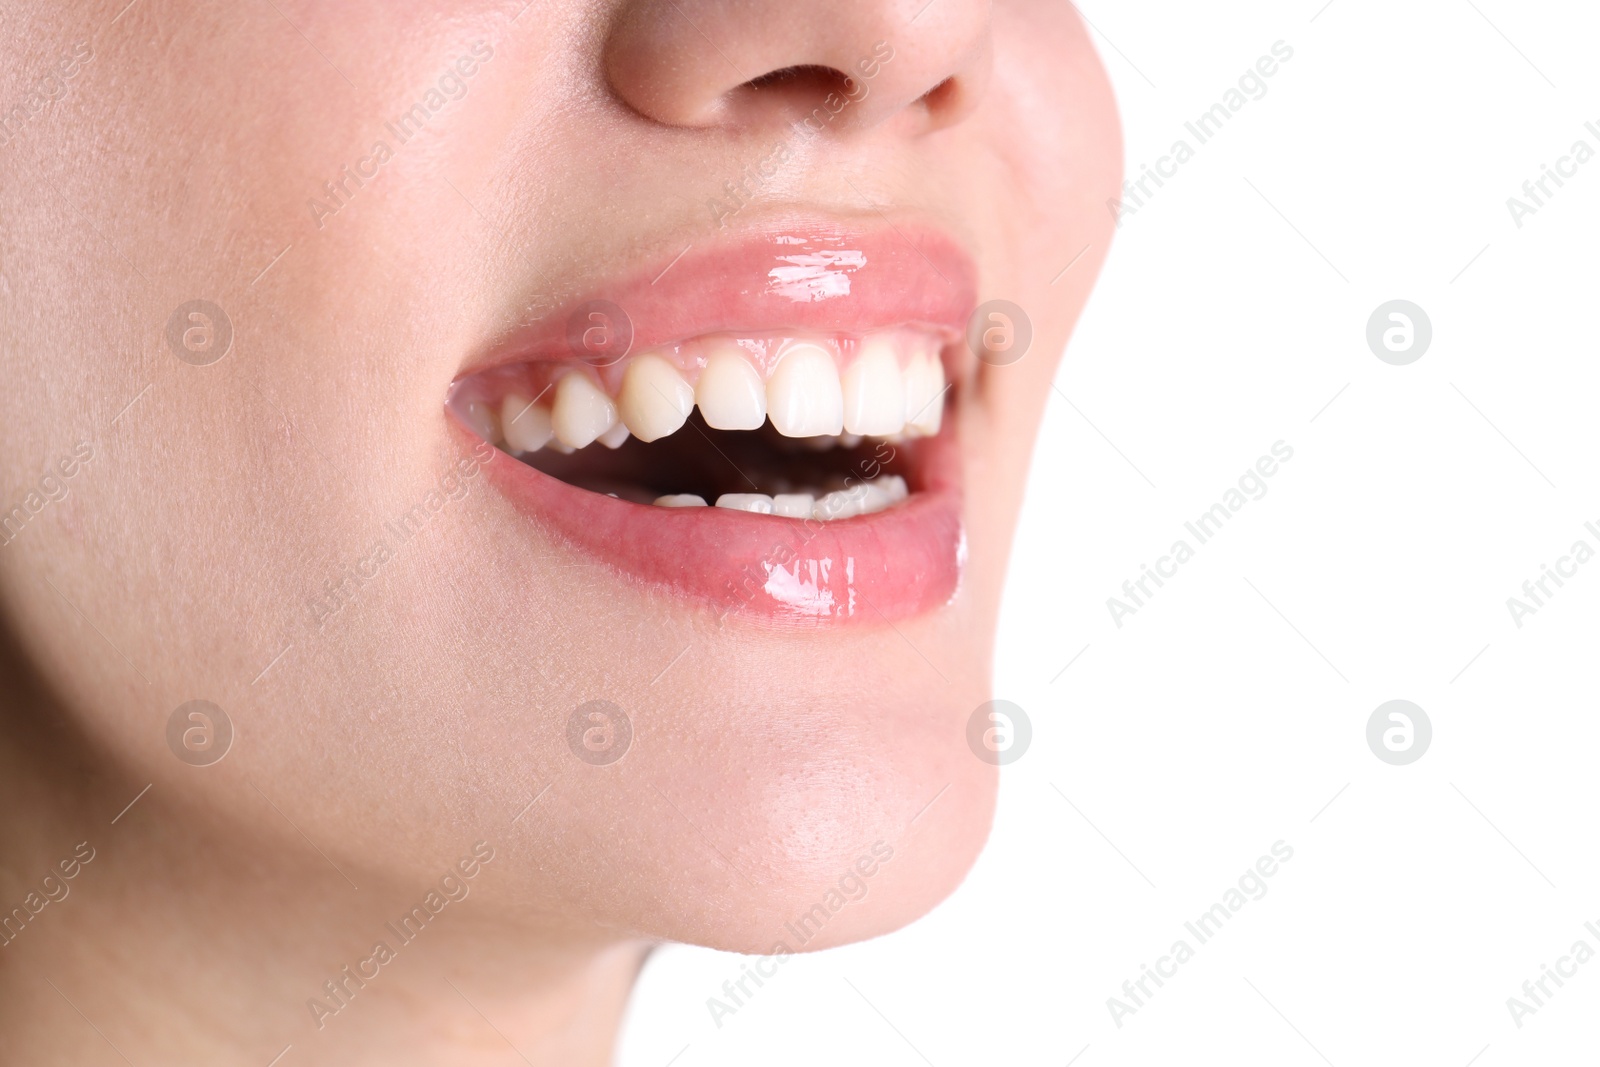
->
[604,0,991,134]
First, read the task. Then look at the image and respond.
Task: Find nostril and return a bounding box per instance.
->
[920,76,958,112]
[728,63,861,118]
[743,63,853,95]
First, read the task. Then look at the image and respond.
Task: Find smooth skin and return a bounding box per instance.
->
[0,1,1119,1063]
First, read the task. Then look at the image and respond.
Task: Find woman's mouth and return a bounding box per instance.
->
[449,223,978,624]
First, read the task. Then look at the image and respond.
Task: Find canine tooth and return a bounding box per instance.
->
[464,399,503,445]
[619,354,694,442]
[597,421,631,449]
[903,353,945,436]
[715,493,775,514]
[772,493,814,518]
[767,342,843,437]
[500,394,554,453]
[841,336,907,436]
[696,343,766,430]
[654,493,707,507]
[552,373,618,448]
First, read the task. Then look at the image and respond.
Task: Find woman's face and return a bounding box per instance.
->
[0,0,1117,950]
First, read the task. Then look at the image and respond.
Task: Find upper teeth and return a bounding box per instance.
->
[476,327,946,453]
[550,373,617,449]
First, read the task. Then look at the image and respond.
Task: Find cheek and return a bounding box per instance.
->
[981,3,1122,290]
[0,0,566,886]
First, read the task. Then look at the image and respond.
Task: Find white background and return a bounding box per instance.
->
[619,2,1600,1063]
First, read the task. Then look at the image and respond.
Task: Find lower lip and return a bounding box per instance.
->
[465,422,965,625]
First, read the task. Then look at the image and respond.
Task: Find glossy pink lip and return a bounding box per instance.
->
[470,420,964,624]
[459,222,976,624]
[464,220,978,371]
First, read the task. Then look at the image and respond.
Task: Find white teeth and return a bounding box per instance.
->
[464,399,503,446]
[480,334,940,463]
[552,373,619,448]
[903,352,945,436]
[657,481,904,518]
[714,493,775,514]
[619,354,694,442]
[814,487,867,521]
[696,341,767,430]
[841,336,907,436]
[767,342,844,438]
[854,482,895,513]
[772,493,815,518]
[499,394,552,453]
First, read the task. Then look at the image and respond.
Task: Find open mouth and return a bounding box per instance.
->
[450,222,975,624]
[451,325,947,517]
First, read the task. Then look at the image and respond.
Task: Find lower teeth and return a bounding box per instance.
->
[652,475,908,521]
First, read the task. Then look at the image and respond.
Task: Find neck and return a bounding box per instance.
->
[0,685,648,1066]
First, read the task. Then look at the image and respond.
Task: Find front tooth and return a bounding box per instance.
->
[902,353,945,436]
[619,354,694,442]
[597,421,631,449]
[882,474,909,502]
[500,394,553,453]
[767,342,844,438]
[715,493,775,514]
[552,373,618,448]
[696,342,766,430]
[772,493,814,519]
[654,493,707,507]
[841,336,907,436]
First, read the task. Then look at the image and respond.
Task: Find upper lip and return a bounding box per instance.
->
[459,213,979,375]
